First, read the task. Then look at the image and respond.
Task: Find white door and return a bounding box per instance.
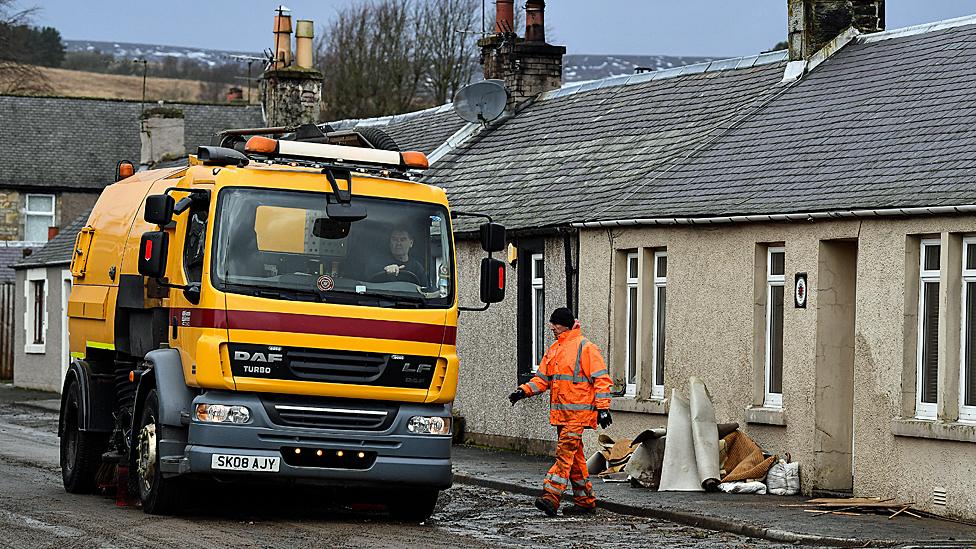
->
[61,270,72,390]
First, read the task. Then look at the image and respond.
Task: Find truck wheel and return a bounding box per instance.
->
[388,488,439,522]
[136,389,184,514]
[60,380,108,494]
[357,127,400,151]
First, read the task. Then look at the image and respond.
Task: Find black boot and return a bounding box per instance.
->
[561,505,596,516]
[534,496,558,517]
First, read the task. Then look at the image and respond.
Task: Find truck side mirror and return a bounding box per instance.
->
[479,223,506,253]
[138,231,169,278]
[144,194,174,226]
[480,258,506,304]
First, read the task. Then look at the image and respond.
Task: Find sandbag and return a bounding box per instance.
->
[717,481,767,494]
[766,458,800,496]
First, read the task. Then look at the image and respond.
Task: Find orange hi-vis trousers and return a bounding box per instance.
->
[541,425,596,509]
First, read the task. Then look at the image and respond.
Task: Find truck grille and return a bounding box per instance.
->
[262,396,398,431]
[287,348,387,382]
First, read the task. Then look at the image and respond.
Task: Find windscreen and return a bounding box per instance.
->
[212,187,453,308]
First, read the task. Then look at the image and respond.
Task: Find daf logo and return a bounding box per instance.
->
[234,350,284,363]
[402,363,433,374]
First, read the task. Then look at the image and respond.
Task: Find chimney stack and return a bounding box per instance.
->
[478,0,565,108]
[788,0,884,61]
[495,0,514,34]
[140,106,185,167]
[261,8,324,126]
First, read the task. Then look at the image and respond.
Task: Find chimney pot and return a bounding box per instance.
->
[47,226,59,240]
[273,9,293,69]
[295,20,314,68]
[495,0,514,34]
[525,0,546,43]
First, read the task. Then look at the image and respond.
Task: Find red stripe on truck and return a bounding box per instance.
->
[171,308,456,346]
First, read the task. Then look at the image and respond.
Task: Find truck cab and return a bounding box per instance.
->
[59,127,505,519]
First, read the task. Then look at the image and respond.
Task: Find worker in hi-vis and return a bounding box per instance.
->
[508,307,613,516]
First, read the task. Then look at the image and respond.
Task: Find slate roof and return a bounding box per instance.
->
[329,104,467,156]
[428,61,787,230]
[393,16,976,231]
[0,242,30,282]
[12,212,90,269]
[0,96,262,192]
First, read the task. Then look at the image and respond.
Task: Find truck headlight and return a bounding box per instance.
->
[195,404,251,424]
[407,416,451,435]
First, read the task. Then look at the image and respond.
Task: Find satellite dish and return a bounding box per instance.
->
[453,79,508,124]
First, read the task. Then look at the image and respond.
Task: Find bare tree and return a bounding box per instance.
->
[0,0,51,94]
[316,0,481,120]
[420,0,478,104]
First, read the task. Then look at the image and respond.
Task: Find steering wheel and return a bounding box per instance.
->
[368,269,421,285]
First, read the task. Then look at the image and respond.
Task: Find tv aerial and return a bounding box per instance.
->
[453,79,508,125]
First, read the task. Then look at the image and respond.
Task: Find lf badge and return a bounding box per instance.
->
[316,274,335,292]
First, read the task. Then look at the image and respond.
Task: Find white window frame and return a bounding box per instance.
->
[24,268,47,354]
[61,269,72,386]
[625,252,639,396]
[530,253,545,371]
[916,238,941,420]
[960,238,976,422]
[24,193,55,242]
[650,250,667,400]
[764,247,785,408]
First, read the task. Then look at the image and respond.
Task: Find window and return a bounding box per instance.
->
[764,247,785,407]
[517,239,545,380]
[24,268,47,353]
[916,239,941,419]
[651,251,667,399]
[625,252,638,396]
[960,239,976,422]
[530,253,545,368]
[24,194,55,242]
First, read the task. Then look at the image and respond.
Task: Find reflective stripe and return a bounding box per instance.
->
[543,483,564,495]
[572,338,590,382]
[590,368,609,378]
[552,373,590,383]
[552,403,596,411]
[571,478,590,487]
[546,472,569,485]
[564,431,582,439]
[536,373,551,382]
[595,392,612,399]
[528,382,542,393]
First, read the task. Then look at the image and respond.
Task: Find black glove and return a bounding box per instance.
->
[597,410,613,429]
[508,388,526,405]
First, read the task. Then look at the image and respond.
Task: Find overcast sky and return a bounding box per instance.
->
[27,1,976,57]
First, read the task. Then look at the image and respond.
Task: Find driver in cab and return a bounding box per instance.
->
[375,228,427,283]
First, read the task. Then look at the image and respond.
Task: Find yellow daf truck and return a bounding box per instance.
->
[58,125,506,518]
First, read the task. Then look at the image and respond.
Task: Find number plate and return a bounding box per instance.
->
[211,454,280,472]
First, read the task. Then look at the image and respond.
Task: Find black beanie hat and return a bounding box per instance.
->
[549,307,575,329]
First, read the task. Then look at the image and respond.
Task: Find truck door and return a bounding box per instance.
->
[167,192,221,387]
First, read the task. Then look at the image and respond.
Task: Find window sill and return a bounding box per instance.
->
[744,405,786,426]
[24,344,46,355]
[891,418,976,443]
[610,397,668,415]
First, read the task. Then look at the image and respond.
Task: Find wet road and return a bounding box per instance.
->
[0,393,794,548]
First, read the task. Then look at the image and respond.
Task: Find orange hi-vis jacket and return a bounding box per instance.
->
[519,327,613,428]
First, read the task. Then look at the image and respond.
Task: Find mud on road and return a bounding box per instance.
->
[0,395,793,548]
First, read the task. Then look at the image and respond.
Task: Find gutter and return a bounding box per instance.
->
[571,204,976,228]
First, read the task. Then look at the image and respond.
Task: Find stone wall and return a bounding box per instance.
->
[0,189,19,240]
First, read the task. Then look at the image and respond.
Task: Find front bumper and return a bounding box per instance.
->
[167,391,453,489]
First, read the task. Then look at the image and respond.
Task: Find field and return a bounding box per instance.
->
[32,66,255,103]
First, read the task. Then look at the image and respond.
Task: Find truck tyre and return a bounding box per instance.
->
[388,488,439,522]
[357,127,400,151]
[136,389,184,514]
[60,380,108,494]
